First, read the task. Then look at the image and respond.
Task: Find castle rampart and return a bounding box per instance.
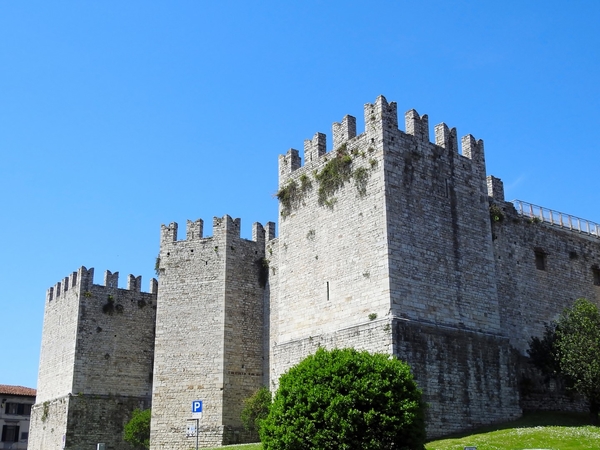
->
[272,96,518,436]
[29,267,157,450]
[32,95,600,448]
[151,215,274,448]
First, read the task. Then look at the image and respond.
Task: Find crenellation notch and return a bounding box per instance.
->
[104,270,119,289]
[487,176,505,201]
[186,219,204,240]
[332,115,357,150]
[405,110,429,142]
[161,222,178,244]
[128,274,142,292]
[304,133,326,165]
[434,123,458,152]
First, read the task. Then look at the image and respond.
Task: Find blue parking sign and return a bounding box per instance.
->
[192,400,203,413]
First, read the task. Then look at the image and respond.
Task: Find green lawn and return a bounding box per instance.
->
[426,411,600,450]
[205,412,600,450]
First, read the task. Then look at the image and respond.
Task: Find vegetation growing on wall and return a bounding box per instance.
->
[489,204,504,223]
[315,145,353,207]
[41,401,50,422]
[353,166,370,197]
[276,173,312,218]
[102,295,115,314]
[277,144,377,213]
[154,256,161,277]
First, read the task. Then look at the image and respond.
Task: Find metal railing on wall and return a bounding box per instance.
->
[512,200,600,238]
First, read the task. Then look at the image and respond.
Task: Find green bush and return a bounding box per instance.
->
[260,347,426,450]
[241,386,272,434]
[123,408,151,449]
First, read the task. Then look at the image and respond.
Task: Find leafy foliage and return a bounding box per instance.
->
[527,322,561,381]
[315,147,353,207]
[277,175,312,218]
[260,347,426,450]
[124,408,151,449]
[528,299,600,424]
[241,386,272,435]
[489,204,504,222]
[555,299,600,422]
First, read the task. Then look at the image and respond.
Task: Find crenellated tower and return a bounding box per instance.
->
[150,215,275,448]
[273,95,518,437]
[29,267,157,450]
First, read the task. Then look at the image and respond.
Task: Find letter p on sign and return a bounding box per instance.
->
[192,400,203,413]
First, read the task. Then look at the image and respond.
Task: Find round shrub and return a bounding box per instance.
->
[260,347,426,450]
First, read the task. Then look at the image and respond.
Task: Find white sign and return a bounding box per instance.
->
[186,423,197,437]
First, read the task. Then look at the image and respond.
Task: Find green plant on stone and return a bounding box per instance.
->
[489,204,504,223]
[102,295,115,315]
[41,401,50,422]
[154,255,161,277]
[368,312,377,321]
[315,146,353,206]
[276,174,313,218]
[299,173,312,191]
[353,166,370,197]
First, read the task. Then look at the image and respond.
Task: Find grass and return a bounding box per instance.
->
[205,444,261,450]
[426,411,599,450]
[204,412,600,450]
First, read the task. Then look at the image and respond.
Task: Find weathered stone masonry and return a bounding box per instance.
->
[29,267,157,450]
[31,95,600,449]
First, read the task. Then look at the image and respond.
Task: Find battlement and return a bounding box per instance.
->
[278,95,487,181]
[487,176,505,201]
[46,266,157,302]
[160,215,276,246]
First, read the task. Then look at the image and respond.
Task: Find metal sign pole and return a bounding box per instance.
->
[196,418,199,450]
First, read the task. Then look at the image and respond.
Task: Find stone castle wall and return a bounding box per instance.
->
[29,268,157,450]
[394,320,521,438]
[382,105,501,334]
[35,271,82,403]
[489,189,600,353]
[32,95,600,449]
[274,99,393,379]
[150,217,272,449]
[29,396,69,450]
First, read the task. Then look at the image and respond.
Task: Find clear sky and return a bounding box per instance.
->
[1,1,599,390]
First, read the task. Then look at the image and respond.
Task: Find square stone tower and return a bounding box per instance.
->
[150,217,274,448]
[29,267,157,450]
[271,96,520,436]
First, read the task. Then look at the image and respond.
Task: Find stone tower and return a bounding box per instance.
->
[149,216,274,448]
[271,96,520,436]
[28,267,157,450]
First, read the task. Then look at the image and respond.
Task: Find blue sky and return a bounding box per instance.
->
[1,1,599,389]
